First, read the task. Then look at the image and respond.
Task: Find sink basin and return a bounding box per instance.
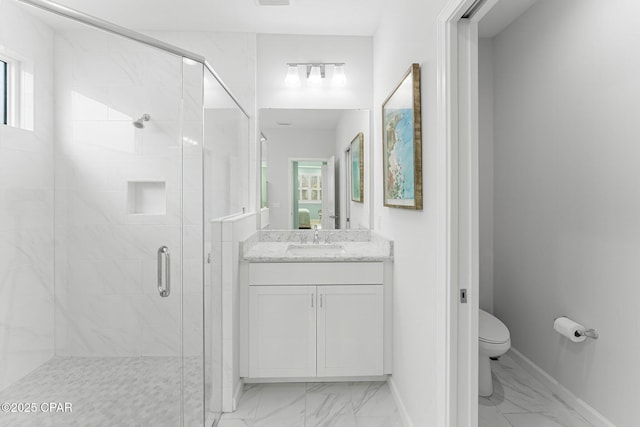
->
[286,243,345,256]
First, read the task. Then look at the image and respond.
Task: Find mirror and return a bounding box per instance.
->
[259,108,371,230]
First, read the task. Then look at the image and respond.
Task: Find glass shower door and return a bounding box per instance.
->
[0,4,207,427]
[48,26,203,426]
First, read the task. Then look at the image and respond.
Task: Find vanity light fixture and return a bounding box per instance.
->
[332,64,347,87]
[284,64,301,88]
[284,62,346,87]
[307,65,323,86]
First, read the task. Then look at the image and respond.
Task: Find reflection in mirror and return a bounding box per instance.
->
[259,108,370,230]
[260,133,268,209]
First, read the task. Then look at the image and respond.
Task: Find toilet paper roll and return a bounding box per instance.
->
[554,317,586,343]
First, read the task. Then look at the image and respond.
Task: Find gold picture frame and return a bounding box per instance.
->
[350,132,364,203]
[382,63,422,210]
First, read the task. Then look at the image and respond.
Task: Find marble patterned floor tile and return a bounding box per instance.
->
[306,382,351,395]
[218,418,255,427]
[306,392,356,427]
[253,415,305,427]
[479,352,594,427]
[489,355,561,414]
[478,401,512,427]
[355,415,404,427]
[504,412,566,427]
[221,381,402,427]
[350,382,398,418]
[253,383,306,426]
[254,383,306,417]
[223,384,263,420]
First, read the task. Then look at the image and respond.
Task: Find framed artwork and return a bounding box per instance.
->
[382,63,422,209]
[350,132,364,203]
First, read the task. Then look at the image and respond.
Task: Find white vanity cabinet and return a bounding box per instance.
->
[248,286,317,378]
[244,262,391,380]
[316,285,383,377]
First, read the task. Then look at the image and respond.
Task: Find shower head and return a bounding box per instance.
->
[132,114,151,129]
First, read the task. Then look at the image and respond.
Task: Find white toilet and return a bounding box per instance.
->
[478,309,511,397]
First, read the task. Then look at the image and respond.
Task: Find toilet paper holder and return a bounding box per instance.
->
[555,316,599,340]
[576,328,599,339]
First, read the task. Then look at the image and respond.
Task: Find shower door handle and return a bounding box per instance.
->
[157,246,170,297]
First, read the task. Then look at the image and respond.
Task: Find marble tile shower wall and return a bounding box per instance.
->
[148,31,257,210]
[205,108,250,220]
[53,30,204,358]
[0,0,55,390]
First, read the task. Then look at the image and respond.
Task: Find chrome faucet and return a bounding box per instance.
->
[313,225,320,244]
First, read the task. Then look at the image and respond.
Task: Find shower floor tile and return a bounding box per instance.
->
[480,351,593,427]
[0,356,205,427]
[217,381,403,427]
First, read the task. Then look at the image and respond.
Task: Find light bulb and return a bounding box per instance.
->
[332,64,347,87]
[284,65,300,88]
[308,65,322,86]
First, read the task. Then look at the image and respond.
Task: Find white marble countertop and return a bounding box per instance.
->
[242,230,393,263]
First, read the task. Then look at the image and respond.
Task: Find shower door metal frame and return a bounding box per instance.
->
[15,0,248,118]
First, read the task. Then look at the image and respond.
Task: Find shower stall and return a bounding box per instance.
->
[0,0,250,425]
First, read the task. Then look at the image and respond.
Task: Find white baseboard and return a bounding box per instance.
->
[244,375,388,383]
[509,347,616,427]
[387,376,414,427]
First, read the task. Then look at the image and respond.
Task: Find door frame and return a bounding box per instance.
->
[343,147,352,229]
[437,0,500,425]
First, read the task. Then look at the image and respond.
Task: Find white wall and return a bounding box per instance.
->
[257,34,372,110]
[0,0,55,391]
[263,128,336,229]
[372,0,449,425]
[478,39,494,314]
[492,1,639,425]
[335,109,370,229]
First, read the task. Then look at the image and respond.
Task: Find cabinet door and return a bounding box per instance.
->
[249,286,316,378]
[317,285,384,377]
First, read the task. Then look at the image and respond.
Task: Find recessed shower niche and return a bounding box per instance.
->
[127,181,167,215]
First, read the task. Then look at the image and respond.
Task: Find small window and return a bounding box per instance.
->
[0,53,33,131]
[1,59,6,125]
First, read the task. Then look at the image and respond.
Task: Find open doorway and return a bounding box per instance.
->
[441,0,623,426]
[439,1,549,424]
[343,147,352,229]
[289,157,336,230]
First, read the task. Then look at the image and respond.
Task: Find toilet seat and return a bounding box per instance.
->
[479,310,510,344]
